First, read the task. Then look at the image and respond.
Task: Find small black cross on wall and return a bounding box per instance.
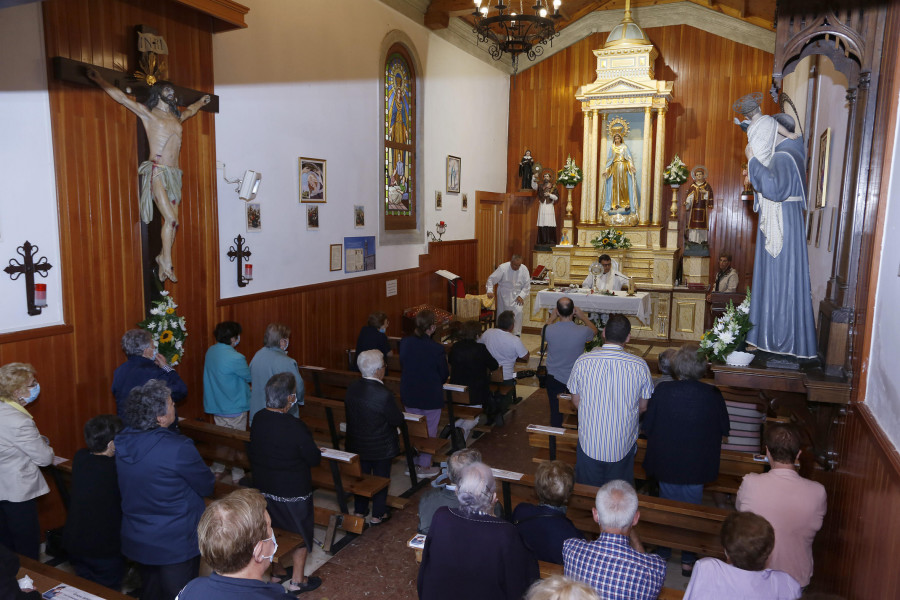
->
[4,241,54,316]
[227,235,252,288]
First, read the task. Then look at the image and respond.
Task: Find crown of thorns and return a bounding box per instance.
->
[732,92,763,115]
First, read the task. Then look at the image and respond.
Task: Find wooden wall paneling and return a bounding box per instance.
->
[507,26,774,288]
[815,404,900,597]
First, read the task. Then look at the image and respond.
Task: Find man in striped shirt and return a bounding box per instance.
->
[567,314,653,487]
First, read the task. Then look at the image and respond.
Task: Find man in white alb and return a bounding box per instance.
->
[486,254,531,336]
[582,254,628,292]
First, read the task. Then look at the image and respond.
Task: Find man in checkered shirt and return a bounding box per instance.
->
[563,480,666,600]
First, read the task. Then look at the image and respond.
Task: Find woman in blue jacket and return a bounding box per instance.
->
[116,379,215,600]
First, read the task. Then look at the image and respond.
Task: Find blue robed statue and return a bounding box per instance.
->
[735,93,817,360]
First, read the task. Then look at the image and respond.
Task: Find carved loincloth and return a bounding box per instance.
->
[138,161,183,224]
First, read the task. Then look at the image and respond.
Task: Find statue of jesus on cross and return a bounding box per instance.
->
[87,67,209,283]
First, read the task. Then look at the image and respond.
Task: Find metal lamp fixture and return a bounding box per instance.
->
[472,0,562,70]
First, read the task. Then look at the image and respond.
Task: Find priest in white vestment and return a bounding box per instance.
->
[486,254,531,336]
[581,254,628,291]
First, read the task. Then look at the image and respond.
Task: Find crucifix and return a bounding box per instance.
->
[4,241,54,316]
[52,25,218,308]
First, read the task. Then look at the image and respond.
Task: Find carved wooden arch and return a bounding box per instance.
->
[773,10,871,89]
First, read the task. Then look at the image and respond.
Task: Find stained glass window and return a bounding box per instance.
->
[384,45,416,230]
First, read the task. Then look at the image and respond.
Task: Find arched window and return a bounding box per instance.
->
[384,44,416,230]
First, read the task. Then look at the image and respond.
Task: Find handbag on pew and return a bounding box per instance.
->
[536,324,548,388]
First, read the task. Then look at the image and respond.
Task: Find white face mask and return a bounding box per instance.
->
[281,340,289,352]
[259,533,278,562]
[232,336,240,347]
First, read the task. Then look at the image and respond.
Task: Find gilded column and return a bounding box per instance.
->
[594,111,606,223]
[580,109,592,224]
[652,105,667,225]
[640,106,652,225]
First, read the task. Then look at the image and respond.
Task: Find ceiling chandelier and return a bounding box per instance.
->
[472,0,562,70]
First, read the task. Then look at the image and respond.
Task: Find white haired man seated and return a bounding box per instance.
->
[176,488,293,599]
[562,480,666,600]
[418,462,539,600]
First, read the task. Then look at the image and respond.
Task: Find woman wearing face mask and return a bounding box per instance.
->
[0,363,53,559]
[248,323,304,425]
[176,488,295,599]
[203,322,252,430]
[351,311,392,372]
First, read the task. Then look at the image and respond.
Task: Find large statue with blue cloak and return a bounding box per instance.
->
[735,93,817,361]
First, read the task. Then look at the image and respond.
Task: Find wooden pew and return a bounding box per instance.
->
[176,418,391,516]
[490,467,730,560]
[18,555,133,600]
[50,458,329,561]
[525,425,764,496]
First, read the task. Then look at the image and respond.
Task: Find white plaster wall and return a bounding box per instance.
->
[866,95,900,450]
[781,56,849,314]
[212,0,509,298]
[0,3,65,333]
[807,59,849,313]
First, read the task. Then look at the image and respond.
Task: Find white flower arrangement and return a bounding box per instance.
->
[699,289,752,363]
[138,291,188,365]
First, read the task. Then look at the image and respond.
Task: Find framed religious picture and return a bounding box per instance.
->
[329,243,342,271]
[461,193,468,211]
[815,129,831,208]
[435,190,442,210]
[344,235,376,273]
[246,202,261,232]
[306,205,319,230]
[299,157,326,203]
[446,155,461,194]
[354,205,365,228]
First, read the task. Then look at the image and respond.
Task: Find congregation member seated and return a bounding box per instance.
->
[448,320,498,407]
[642,344,730,576]
[203,320,252,481]
[563,480,665,600]
[346,350,404,524]
[248,373,322,594]
[736,423,827,587]
[399,310,448,478]
[683,511,801,599]
[652,347,676,388]
[62,415,125,590]
[175,489,294,600]
[0,543,40,599]
[112,329,186,421]
[418,462,539,600]
[479,310,529,424]
[352,311,392,371]
[417,448,486,534]
[524,575,600,600]
[249,323,303,424]
[116,380,215,600]
[513,460,583,564]
[0,362,53,560]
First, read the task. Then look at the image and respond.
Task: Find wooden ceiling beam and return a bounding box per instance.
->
[171,0,249,31]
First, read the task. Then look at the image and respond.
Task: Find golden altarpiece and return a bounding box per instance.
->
[526,9,707,342]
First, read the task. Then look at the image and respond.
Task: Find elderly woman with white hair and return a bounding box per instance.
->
[417,462,539,600]
[345,349,404,524]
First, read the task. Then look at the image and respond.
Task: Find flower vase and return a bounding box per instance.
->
[669,184,680,219]
[725,350,755,367]
[565,184,576,218]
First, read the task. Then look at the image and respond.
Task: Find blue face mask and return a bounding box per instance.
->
[379,327,387,333]
[259,533,278,562]
[21,383,40,406]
